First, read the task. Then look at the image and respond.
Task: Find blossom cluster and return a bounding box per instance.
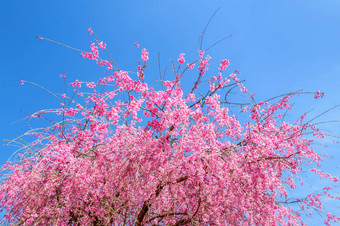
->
[0,31,338,225]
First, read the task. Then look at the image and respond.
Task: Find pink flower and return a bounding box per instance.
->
[219,59,230,71]
[35,34,43,40]
[88,28,94,35]
[86,82,96,88]
[70,80,82,88]
[98,41,106,49]
[314,90,325,99]
[141,48,149,62]
[199,50,205,58]
[163,81,172,88]
[134,42,140,48]
[178,53,185,64]
[20,80,24,85]
[90,43,99,58]
[187,63,195,69]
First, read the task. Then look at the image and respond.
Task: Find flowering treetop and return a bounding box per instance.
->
[0,29,338,225]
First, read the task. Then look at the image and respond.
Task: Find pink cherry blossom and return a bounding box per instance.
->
[88,27,93,35]
[178,53,185,64]
[70,79,82,88]
[86,82,96,88]
[2,31,339,226]
[134,42,140,48]
[98,41,106,49]
[187,63,195,69]
[314,90,325,99]
[141,48,149,62]
[219,59,230,71]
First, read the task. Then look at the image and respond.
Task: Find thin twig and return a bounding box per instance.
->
[199,7,221,50]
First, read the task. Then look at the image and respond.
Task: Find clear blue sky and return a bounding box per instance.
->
[1,0,339,224]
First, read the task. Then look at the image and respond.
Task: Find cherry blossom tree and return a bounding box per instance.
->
[0,28,339,225]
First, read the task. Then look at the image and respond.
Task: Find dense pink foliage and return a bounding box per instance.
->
[0,31,339,225]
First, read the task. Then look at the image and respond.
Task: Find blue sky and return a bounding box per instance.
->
[1,0,340,224]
